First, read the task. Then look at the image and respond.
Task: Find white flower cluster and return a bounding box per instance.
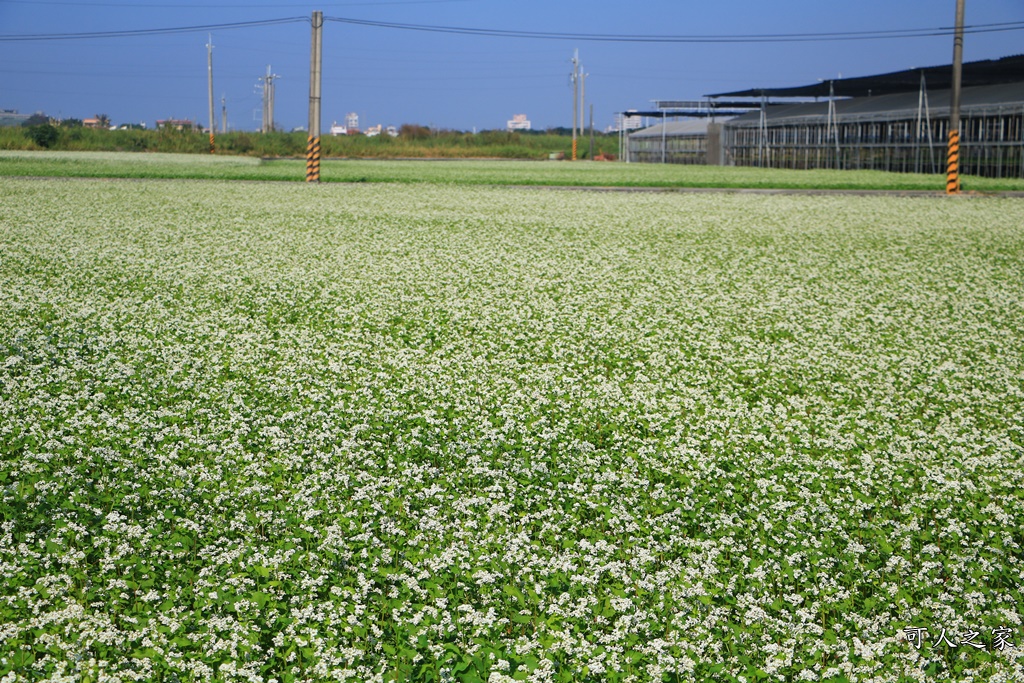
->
[1,177,1023,682]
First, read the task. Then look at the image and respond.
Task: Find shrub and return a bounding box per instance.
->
[399,124,432,141]
[27,124,60,149]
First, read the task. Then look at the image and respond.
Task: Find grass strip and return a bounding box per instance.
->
[4,150,1024,192]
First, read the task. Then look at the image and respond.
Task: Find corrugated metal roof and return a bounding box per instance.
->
[629,119,724,138]
[708,54,1024,99]
[726,81,1024,127]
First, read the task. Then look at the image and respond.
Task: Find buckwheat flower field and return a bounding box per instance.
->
[1,177,1022,683]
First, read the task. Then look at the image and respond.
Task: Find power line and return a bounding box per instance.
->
[2,13,1022,44]
[324,16,1024,43]
[0,17,307,42]
[2,0,467,7]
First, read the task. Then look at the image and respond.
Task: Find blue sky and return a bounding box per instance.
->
[1,0,1022,132]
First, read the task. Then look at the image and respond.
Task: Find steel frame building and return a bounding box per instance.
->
[627,120,721,165]
[626,55,1024,178]
[724,81,1024,177]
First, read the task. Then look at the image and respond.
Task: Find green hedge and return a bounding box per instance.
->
[0,125,616,159]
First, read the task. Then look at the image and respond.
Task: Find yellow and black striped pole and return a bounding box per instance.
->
[946,0,965,195]
[945,130,960,195]
[306,135,321,183]
[307,11,323,183]
[209,131,215,155]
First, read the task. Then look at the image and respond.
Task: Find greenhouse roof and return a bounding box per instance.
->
[708,54,1024,99]
[630,120,726,138]
[725,81,1024,127]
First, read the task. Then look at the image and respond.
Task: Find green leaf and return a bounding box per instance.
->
[502,584,524,601]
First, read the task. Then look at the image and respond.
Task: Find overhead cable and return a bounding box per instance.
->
[3,15,1023,44]
[0,17,307,42]
[324,16,1024,43]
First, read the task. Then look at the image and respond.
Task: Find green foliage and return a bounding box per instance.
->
[399,123,432,140]
[26,124,59,149]
[3,149,1024,193]
[152,126,207,153]
[0,126,30,150]
[216,131,304,157]
[2,178,1023,681]
[0,125,616,160]
[21,112,50,127]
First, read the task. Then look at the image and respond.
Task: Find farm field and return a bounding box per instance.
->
[4,150,1024,193]
[1,177,1024,682]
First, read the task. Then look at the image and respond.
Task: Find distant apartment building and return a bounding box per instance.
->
[364,124,383,137]
[345,112,359,134]
[330,114,366,136]
[614,112,644,132]
[507,114,531,131]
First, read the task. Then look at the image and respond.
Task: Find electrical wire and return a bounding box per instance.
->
[0,17,307,42]
[2,14,1022,44]
[323,16,1024,43]
[2,0,467,6]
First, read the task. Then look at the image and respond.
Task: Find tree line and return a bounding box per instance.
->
[2,120,617,159]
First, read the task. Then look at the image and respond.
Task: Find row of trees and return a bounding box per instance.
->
[20,113,126,148]
[5,114,616,157]
[22,113,119,128]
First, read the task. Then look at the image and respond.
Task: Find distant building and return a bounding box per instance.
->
[0,109,31,127]
[364,124,382,137]
[621,54,1024,178]
[156,119,196,131]
[82,118,105,130]
[345,112,359,134]
[614,112,644,132]
[507,114,531,131]
[386,125,398,138]
[330,122,347,136]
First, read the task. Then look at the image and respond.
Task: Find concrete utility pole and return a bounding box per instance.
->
[260,65,279,133]
[946,0,966,194]
[580,67,587,154]
[268,66,276,132]
[261,70,269,133]
[206,34,215,153]
[571,49,579,161]
[589,103,595,160]
[307,11,323,182]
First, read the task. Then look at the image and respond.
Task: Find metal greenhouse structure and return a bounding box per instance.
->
[625,55,1024,178]
[722,81,1024,178]
[626,120,723,165]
